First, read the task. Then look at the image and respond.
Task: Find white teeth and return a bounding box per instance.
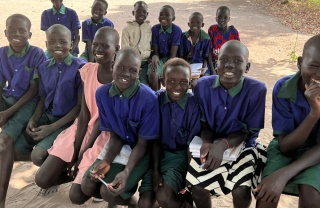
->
[96,54,104,58]
[161,20,166,23]
[12,39,20,42]
[121,79,128,82]
[54,51,63,54]
[224,72,234,76]
[173,92,180,95]
[312,78,320,84]
[192,27,198,29]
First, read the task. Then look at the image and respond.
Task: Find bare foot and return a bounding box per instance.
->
[37,185,59,196]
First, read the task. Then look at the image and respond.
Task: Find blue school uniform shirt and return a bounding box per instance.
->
[151,23,182,58]
[158,90,201,151]
[179,29,211,64]
[96,81,160,149]
[41,4,81,54]
[0,43,46,100]
[272,71,320,147]
[82,17,114,52]
[194,75,266,147]
[35,54,86,117]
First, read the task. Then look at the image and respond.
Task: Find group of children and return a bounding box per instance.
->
[0,0,319,208]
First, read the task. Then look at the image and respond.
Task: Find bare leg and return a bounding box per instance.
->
[299,184,320,208]
[156,182,183,208]
[31,146,49,167]
[139,190,156,208]
[81,176,102,198]
[232,186,252,208]
[148,72,158,91]
[255,198,278,208]
[69,183,91,205]
[100,185,138,207]
[0,133,14,208]
[191,185,211,208]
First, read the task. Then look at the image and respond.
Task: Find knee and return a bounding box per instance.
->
[191,185,210,200]
[81,176,97,197]
[0,134,13,153]
[35,169,51,189]
[299,184,320,207]
[69,184,89,205]
[31,146,48,166]
[232,186,251,202]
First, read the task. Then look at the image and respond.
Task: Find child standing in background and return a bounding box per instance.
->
[20,24,85,168]
[138,58,201,208]
[208,6,240,74]
[81,47,160,207]
[34,27,120,205]
[41,0,81,58]
[80,0,114,62]
[0,14,46,208]
[148,5,182,91]
[121,1,151,85]
[180,12,213,90]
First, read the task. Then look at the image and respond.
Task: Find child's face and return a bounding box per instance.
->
[112,53,140,93]
[91,1,107,22]
[164,66,190,102]
[46,30,72,62]
[5,18,31,51]
[188,15,204,33]
[51,0,63,9]
[159,7,175,29]
[216,9,230,29]
[92,31,119,64]
[298,46,320,88]
[133,3,148,25]
[216,42,249,89]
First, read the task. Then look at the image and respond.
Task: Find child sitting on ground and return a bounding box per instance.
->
[148,5,182,91]
[80,0,114,62]
[187,40,267,208]
[138,58,201,208]
[41,0,81,58]
[19,24,85,169]
[179,12,213,90]
[207,6,240,75]
[121,1,151,85]
[255,34,320,208]
[0,14,46,208]
[34,27,119,205]
[81,47,160,207]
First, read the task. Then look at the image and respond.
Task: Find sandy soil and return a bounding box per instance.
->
[1,0,314,207]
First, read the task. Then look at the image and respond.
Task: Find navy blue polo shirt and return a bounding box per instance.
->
[35,54,85,117]
[0,43,46,100]
[179,29,211,63]
[41,4,81,54]
[96,81,160,149]
[194,75,267,147]
[151,23,182,58]
[272,71,320,147]
[158,90,201,151]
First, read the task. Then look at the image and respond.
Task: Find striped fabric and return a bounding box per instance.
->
[186,144,267,196]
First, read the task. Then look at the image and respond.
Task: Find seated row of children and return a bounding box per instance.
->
[40,0,240,91]
[0,5,319,208]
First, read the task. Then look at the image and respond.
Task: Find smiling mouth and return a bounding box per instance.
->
[120,78,129,83]
[12,39,21,43]
[173,92,181,96]
[311,78,320,84]
[224,72,234,77]
[54,51,63,55]
[95,54,104,59]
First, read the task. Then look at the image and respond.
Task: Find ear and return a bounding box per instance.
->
[70,41,73,49]
[172,15,175,22]
[29,32,32,39]
[104,10,107,15]
[132,11,134,16]
[188,22,190,27]
[115,45,120,52]
[111,60,115,71]
[4,30,7,37]
[202,23,204,27]
[297,56,303,71]
[45,41,48,49]
[161,77,166,87]
[227,17,230,22]
[245,62,250,73]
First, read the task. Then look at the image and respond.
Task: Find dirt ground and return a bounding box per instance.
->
[1,0,315,207]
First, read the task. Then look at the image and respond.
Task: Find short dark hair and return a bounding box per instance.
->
[134,1,147,8]
[302,34,320,57]
[96,26,120,45]
[46,24,71,39]
[189,12,203,21]
[6,14,32,30]
[216,6,230,15]
[115,46,142,67]
[162,58,191,80]
[93,0,108,9]
[162,5,175,16]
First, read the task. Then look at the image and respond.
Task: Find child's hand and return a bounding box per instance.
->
[151,55,160,72]
[152,170,163,191]
[26,119,38,137]
[90,160,111,181]
[200,67,208,76]
[305,82,320,118]
[109,170,130,195]
[32,125,54,141]
[254,169,289,203]
[200,141,225,171]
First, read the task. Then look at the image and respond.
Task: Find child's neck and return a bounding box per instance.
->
[10,44,26,54]
[190,29,200,37]
[91,17,101,24]
[162,24,172,31]
[219,25,229,33]
[97,62,113,84]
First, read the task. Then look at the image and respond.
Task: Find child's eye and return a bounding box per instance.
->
[235,59,243,63]
[130,69,138,73]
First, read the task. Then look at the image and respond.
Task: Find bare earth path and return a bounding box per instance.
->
[1,0,313,207]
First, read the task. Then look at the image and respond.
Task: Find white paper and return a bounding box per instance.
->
[189,136,244,161]
[98,143,132,165]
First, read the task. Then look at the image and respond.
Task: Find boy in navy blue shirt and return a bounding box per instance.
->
[0,14,46,208]
[148,5,182,91]
[180,12,213,90]
[81,47,160,207]
[256,35,320,208]
[41,0,81,58]
[187,40,267,208]
[138,58,201,208]
[80,0,114,62]
[17,24,86,168]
